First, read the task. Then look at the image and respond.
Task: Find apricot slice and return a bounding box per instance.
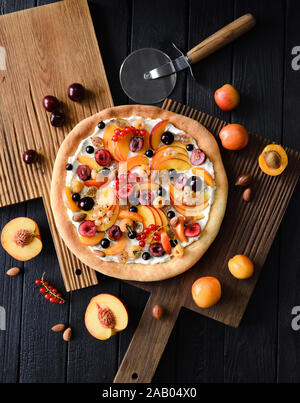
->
[85,293,128,340]
[154,156,191,171]
[120,155,149,172]
[103,124,120,161]
[228,254,254,279]
[214,84,240,111]
[192,277,221,308]
[157,209,168,227]
[219,123,248,150]
[79,232,105,246]
[150,120,169,149]
[258,144,288,176]
[63,187,80,212]
[192,168,214,187]
[174,216,187,243]
[77,155,101,171]
[161,230,172,254]
[1,217,42,261]
[105,236,127,256]
[84,179,108,188]
[137,205,156,228]
[148,206,163,226]
[118,210,144,223]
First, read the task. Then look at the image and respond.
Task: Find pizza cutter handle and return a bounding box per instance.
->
[114,291,181,383]
[187,13,256,65]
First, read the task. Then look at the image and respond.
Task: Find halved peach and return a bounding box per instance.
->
[192,168,214,187]
[137,205,156,228]
[120,155,149,172]
[1,217,42,261]
[150,120,169,149]
[152,152,191,169]
[118,210,144,223]
[80,232,105,246]
[96,204,120,232]
[85,293,128,340]
[77,155,101,171]
[152,145,189,164]
[63,187,80,212]
[105,236,127,256]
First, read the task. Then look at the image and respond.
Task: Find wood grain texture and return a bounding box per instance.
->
[0,0,114,291]
[115,97,300,382]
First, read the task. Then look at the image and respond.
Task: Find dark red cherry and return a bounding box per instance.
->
[78,197,94,211]
[149,243,165,257]
[68,83,85,101]
[23,149,38,164]
[78,220,96,237]
[43,95,59,112]
[107,225,122,241]
[129,136,144,152]
[50,111,65,127]
[95,149,111,166]
[77,165,91,180]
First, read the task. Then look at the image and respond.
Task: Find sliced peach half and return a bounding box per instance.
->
[77,155,101,171]
[154,157,191,171]
[85,293,128,340]
[192,167,214,187]
[96,204,120,232]
[1,217,42,261]
[105,236,127,256]
[152,145,189,163]
[258,144,288,176]
[120,155,149,172]
[80,232,105,246]
[137,205,156,228]
[150,120,169,149]
[63,187,80,212]
[151,152,191,169]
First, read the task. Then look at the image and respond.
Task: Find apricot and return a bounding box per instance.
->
[192,277,221,308]
[228,254,254,279]
[258,144,288,176]
[219,123,248,150]
[85,293,128,340]
[1,217,42,261]
[214,84,240,111]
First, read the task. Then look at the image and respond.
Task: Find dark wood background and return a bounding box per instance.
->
[0,0,300,383]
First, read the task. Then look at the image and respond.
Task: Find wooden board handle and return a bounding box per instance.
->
[187,13,256,64]
[114,291,181,383]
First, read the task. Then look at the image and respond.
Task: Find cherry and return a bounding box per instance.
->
[118,183,135,200]
[68,83,85,101]
[50,111,65,127]
[161,131,174,145]
[174,174,188,190]
[184,223,201,237]
[77,164,91,180]
[43,95,59,112]
[23,149,38,164]
[149,243,165,257]
[78,197,94,211]
[190,149,206,166]
[95,149,111,166]
[129,136,144,152]
[78,220,97,237]
[107,225,122,241]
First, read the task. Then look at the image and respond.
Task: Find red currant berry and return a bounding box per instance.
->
[43,281,49,286]
[44,293,50,300]
[144,228,150,235]
[48,285,53,291]
[35,279,41,286]
[140,130,146,136]
[149,224,156,231]
[139,240,146,248]
[136,236,142,241]
[125,127,131,134]
[40,287,46,294]
[56,293,62,298]
[140,233,146,240]
[52,289,58,294]
[59,300,64,305]
[114,129,120,136]
[49,297,56,303]
[153,234,160,241]
[112,135,118,142]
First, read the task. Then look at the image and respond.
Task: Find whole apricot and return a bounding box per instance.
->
[214,84,240,111]
[219,123,248,150]
[228,254,254,279]
[191,277,221,309]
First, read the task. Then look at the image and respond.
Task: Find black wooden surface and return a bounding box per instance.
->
[0,0,300,383]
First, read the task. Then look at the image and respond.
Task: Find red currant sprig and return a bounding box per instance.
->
[35,272,65,305]
[112,126,147,142]
[137,224,161,247]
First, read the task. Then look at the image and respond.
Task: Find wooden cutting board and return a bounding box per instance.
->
[113,98,300,383]
[0,0,113,291]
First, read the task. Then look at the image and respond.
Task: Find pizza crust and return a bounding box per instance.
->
[51,105,228,281]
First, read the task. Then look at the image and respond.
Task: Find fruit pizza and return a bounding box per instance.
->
[51,105,228,281]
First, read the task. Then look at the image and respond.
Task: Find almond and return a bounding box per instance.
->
[51,323,66,332]
[169,216,179,227]
[63,327,72,341]
[94,250,106,257]
[243,188,251,202]
[6,267,20,276]
[235,173,252,187]
[72,212,87,222]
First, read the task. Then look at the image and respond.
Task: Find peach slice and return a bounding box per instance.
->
[174,216,187,242]
[137,130,150,155]
[120,155,149,172]
[161,230,172,254]
[151,151,191,169]
[1,217,42,261]
[80,232,105,246]
[77,155,101,171]
[137,205,156,228]
[103,124,120,161]
[149,206,162,226]
[172,202,209,217]
[192,168,214,187]
[118,210,144,223]
[96,204,120,232]
[154,156,191,171]
[63,187,80,212]
[85,293,128,340]
[150,120,169,149]
[105,236,127,256]
[84,179,108,188]
[157,208,168,227]
[152,145,189,163]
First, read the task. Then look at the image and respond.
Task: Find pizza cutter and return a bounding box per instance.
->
[120,13,256,104]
